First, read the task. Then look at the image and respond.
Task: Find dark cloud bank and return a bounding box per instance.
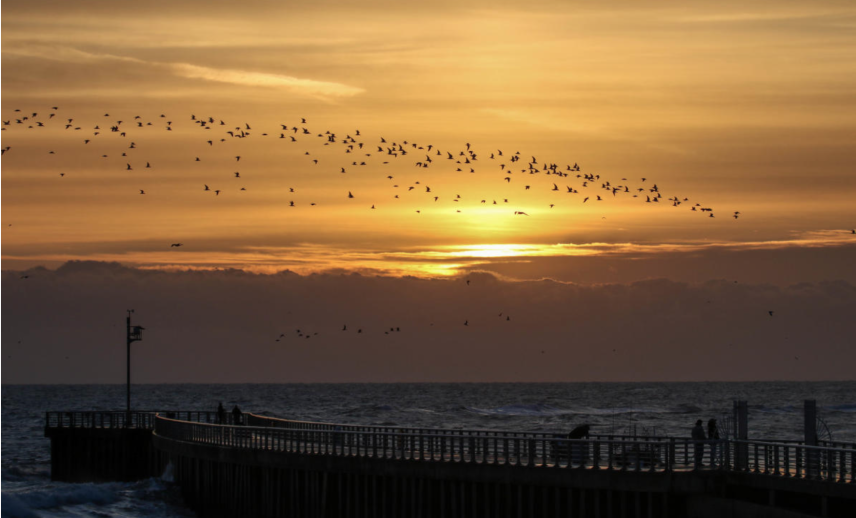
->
[3,261,855,383]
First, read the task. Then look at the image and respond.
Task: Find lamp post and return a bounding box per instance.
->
[126,310,144,426]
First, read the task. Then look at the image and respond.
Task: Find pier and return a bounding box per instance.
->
[45,405,855,518]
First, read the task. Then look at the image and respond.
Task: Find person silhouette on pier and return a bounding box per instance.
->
[232,405,243,426]
[217,402,226,424]
[692,419,706,468]
[566,424,591,464]
[708,418,720,468]
[568,424,591,440]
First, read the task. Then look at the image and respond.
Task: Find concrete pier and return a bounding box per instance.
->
[45,410,856,518]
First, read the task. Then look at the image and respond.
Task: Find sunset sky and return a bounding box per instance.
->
[2,0,855,382]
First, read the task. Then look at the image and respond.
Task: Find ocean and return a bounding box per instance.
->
[2,382,855,517]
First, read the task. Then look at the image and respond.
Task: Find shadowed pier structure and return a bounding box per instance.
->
[46,405,855,518]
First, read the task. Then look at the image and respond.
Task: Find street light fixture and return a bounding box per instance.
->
[126,310,144,426]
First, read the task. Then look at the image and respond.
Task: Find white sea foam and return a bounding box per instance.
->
[160,462,175,483]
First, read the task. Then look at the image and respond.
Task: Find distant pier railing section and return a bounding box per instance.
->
[46,410,855,483]
[45,410,213,430]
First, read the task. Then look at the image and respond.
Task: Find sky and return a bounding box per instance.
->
[2,0,856,382]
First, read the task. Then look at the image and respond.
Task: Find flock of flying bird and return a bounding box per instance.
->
[270,308,519,343]
[0,106,752,339]
[7,106,839,349]
[2,106,743,227]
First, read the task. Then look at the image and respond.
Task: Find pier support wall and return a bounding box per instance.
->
[153,433,708,518]
[45,428,162,482]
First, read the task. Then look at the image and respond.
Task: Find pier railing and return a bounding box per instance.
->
[44,410,234,430]
[733,439,855,483]
[156,415,695,473]
[46,411,157,429]
[244,413,670,445]
[153,414,854,482]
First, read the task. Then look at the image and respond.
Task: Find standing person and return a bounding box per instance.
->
[691,419,706,468]
[217,402,226,424]
[708,419,720,468]
[232,405,242,426]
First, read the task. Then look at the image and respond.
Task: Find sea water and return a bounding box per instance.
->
[3,382,855,517]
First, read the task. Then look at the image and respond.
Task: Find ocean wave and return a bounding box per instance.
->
[1,467,49,483]
[0,494,39,518]
[753,405,799,414]
[344,403,397,416]
[1,482,120,516]
[404,407,438,414]
[825,403,856,413]
[571,406,678,416]
[461,403,709,418]
[669,404,705,414]
[465,404,570,417]
[0,477,193,518]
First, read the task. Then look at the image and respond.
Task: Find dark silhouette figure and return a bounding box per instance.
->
[692,419,706,468]
[708,418,720,468]
[232,405,243,426]
[557,424,591,465]
[568,424,591,440]
[217,402,226,424]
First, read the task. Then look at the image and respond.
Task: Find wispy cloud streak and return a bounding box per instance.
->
[3,45,364,99]
[169,63,363,97]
